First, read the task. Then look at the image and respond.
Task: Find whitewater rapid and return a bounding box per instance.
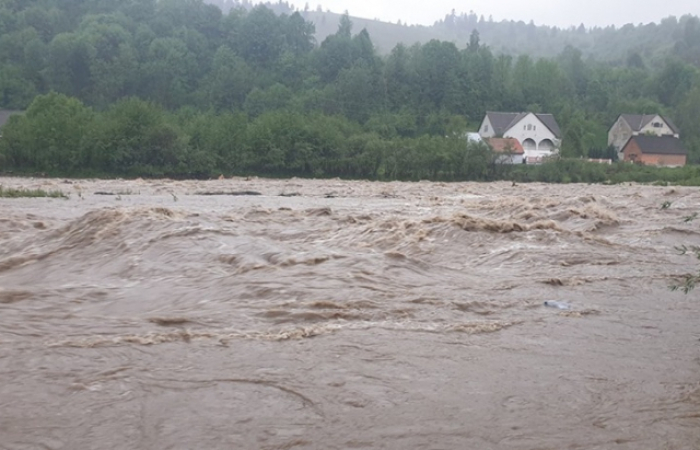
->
[0,177,698,449]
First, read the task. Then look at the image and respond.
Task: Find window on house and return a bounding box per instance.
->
[485,125,489,132]
[527,124,532,131]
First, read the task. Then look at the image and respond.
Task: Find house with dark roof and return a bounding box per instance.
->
[621,135,687,167]
[478,112,561,162]
[608,114,679,160]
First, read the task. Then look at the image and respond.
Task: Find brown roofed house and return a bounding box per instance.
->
[608,114,680,160]
[487,137,524,164]
[621,135,687,167]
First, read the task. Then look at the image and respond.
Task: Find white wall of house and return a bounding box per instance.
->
[478,116,495,138]
[639,115,678,137]
[608,117,632,153]
[495,154,524,165]
[502,113,559,159]
[465,132,483,143]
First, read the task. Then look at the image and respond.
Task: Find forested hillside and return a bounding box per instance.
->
[1,0,699,181]
[208,0,700,64]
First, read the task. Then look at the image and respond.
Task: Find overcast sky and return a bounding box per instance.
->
[278,0,699,28]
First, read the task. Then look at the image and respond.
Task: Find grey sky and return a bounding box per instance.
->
[279,0,699,28]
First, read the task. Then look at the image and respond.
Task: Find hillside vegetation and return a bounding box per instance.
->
[209,0,700,64]
[0,0,699,182]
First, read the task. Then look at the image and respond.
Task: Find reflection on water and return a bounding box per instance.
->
[1,177,698,449]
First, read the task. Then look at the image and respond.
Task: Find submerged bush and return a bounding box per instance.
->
[0,185,67,198]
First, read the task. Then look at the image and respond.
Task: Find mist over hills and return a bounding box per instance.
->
[207,0,700,66]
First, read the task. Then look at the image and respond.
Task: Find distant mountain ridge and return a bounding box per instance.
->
[205,0,700,66]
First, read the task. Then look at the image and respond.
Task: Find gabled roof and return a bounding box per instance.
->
[0,110,22,128]
[487,138,524,154]
[626,135,687,155]
[661,116,680,134]
[484,112,562,138]
[536,114,562,138]
[619,114,679,134]
[485,112,527,136]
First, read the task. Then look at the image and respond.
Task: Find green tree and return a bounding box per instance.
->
[462,46,496,120]
[198,45,254,111]
[284,11,315,54]
[653,58,695,107]
[0,26,42,65]
[467,29,480,52]
[337,12,352,38]
[142,36,198,108]
[244,83,293,117]
[315,36,353,82]
[334,61,385,122]
[0,65,38,109]
[674,85,700,163]
[19,6,64,42]
[412,40,462,112]
[185,111,248,173]
[84,97,190,175]
[558,45,588,98]
[78,14,138,106]
[46,32,94,98]
[384,44,415,111]
[238,5,283,68]
[0,92,93,172]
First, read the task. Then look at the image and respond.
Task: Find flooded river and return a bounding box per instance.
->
[0,177,698,449]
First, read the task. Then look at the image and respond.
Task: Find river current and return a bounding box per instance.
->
[0,177,698,449]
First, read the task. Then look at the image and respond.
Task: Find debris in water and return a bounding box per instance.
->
[543,301,571,310]
[197,190,262,196]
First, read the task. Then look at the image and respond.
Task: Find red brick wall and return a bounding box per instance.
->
[639,153,686,167]
[622,140,686,167]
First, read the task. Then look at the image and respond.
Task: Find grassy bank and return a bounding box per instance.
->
[3,159,700,186]
[0,186,67,198]
[506,159,700,186]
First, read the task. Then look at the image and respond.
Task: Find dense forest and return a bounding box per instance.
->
[0,0,699,181]
[208,0,700,64]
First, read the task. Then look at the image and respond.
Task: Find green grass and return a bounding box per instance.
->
[0,185,68,198]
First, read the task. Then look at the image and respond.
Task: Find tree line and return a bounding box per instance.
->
[218,1,700,66]
[0,91,504,180]
[1,0,699,179]
[5,91,700,186]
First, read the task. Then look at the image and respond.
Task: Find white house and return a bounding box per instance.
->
[478,112,562,163]
[608,114,680,161]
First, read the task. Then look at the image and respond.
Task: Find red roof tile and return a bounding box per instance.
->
[487,138,524,154]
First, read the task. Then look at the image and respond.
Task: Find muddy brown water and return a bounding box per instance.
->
[0,177,698,449]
